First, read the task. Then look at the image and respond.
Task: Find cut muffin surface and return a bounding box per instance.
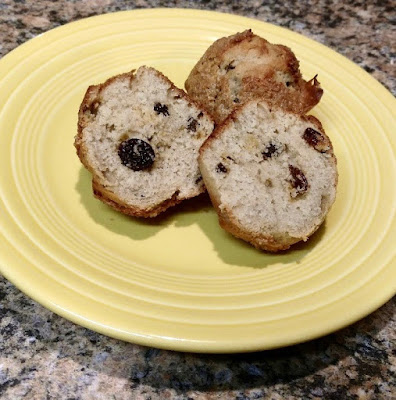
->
[75,66,214,217]
[199,100,337,251]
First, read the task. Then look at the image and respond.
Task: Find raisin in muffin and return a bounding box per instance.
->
[75,66,214,217]
[185,30,323,125]
[199,100,337,252]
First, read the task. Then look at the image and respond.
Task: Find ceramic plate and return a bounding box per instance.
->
[0,9,395,353]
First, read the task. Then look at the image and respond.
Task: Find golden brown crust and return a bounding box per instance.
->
[202,165,298,252]
[215,198,328,252]
[204,180,294,252]
[218,213,296,252]
[92,179,205,218]
[185,30,323,124]
[74,67,212,218]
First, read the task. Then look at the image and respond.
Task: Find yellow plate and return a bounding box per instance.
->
[0,9,395,353]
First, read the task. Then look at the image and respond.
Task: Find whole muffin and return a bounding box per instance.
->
[185,30,323,125]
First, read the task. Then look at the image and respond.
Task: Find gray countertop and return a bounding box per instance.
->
[0,1,395,399]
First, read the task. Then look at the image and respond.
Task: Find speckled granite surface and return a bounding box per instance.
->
[0,1,395,399]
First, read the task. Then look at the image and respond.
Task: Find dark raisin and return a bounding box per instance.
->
[289,165,308,196]
[225,61,236,71]
[118,138,155,171]
[286,81,291,87]
[233,98,240,103]
[195,176,203,184]
[187,117,198,132]
[262,141,282,160]
[303,127,329,152]
[216,163,228,173]
[154,103,169,116]
[197,111,204,119]
[174,95,181,99]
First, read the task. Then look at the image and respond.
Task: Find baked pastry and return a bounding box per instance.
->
[199,100,337,251]
[185,30,323,125]
[75,66,214,217]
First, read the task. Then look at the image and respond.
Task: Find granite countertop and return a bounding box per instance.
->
[0,1,395,399]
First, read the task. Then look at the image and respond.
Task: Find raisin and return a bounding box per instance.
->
[233,98,240,103]
[216,163,228,173]
[187,117,198,132]
[197,111,204,119]
[118,138,155,171]
[289,165,308,196]
[195,176,203,184]
[303,127,329,152]
[262,141,283,160]
[154,103,169,116]
[225,61,236,71]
